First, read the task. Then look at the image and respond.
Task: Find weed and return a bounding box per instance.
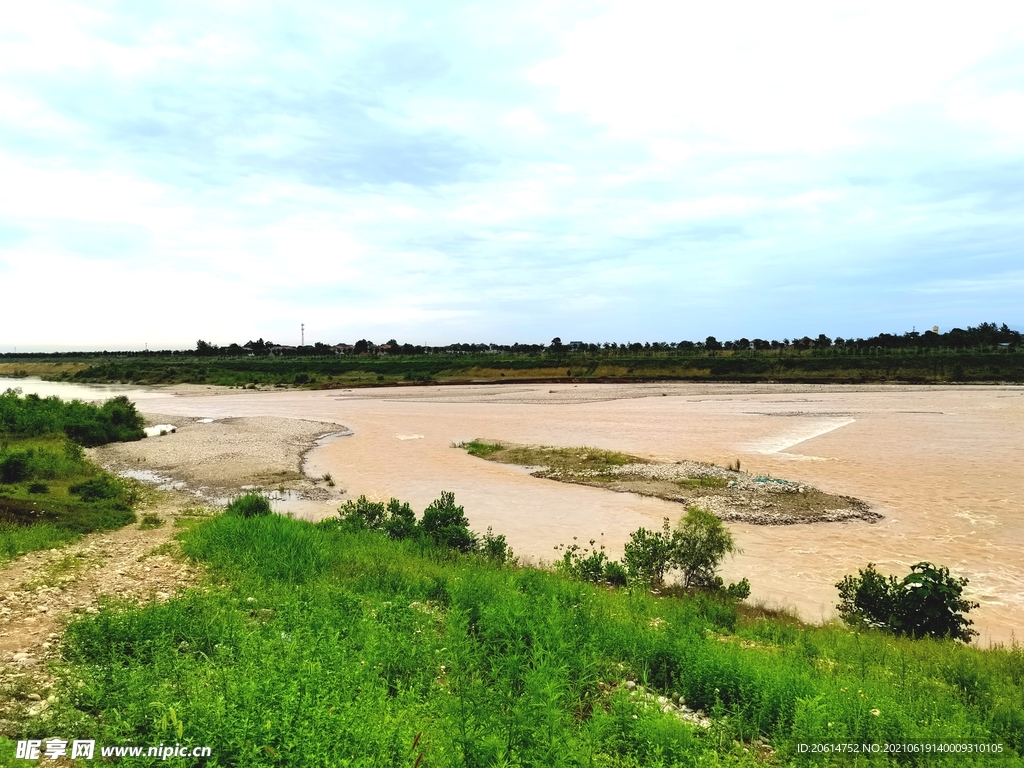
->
[139,513,164,530]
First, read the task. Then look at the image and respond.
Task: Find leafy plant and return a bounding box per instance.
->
[672,507,739,589]
[836,561,979,642]
[420,491,476,553]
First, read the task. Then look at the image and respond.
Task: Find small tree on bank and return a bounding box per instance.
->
[621,508,746,597]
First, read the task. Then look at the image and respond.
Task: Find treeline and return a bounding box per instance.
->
[3,322,1020,359]
[0,389,145,447]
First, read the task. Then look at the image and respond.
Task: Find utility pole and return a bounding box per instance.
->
[301,323,305,346]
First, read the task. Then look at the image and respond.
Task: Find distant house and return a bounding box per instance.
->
[332,344,355,354]
[569,341,584,349]
[378,344,392,354]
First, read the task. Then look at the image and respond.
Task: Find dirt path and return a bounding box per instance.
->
[0,491,202,729]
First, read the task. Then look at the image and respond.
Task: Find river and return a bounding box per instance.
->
[6,377,1022,645]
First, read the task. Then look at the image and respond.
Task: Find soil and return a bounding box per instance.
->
[0,491,202,732]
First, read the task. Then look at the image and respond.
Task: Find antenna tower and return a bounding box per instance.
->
[301,323,305,346]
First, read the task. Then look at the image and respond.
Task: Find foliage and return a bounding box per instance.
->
[420,491,476,553]
[40,509,1024,766]
[479,526,514,565]
[622,519,676,587]
[836,562,979,642]
[225,492,273,518]
[619,509,741,594]
[672,507,739,588]
[0,389,144,446]
[555,536,624,585]
[0,435,136,561]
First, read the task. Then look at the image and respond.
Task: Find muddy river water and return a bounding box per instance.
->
[7,378,1022,644]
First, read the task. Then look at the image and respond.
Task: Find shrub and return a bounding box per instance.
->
[836,561,979,642]
[622,520,674,587]
[69,476,123,502]
[338,495,387,530]
[28,481,49,494]
[672,507,738,588]
[224,492,272,518]
[0,450,32,483]
[480,526,514,565]
[382,498,418,541]
[420,491,476,553]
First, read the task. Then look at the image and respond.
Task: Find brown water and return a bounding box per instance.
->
[137,382,1024,645]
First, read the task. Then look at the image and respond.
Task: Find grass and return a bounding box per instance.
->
[138,512,164,530]
[22,507,1023,766]
[676,476,729,490]
[0,435,137,563]
[461,440,644,472]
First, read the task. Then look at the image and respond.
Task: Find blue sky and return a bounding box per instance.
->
[1,1,1023,350]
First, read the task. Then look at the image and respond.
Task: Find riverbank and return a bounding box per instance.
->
[89,414,350,514]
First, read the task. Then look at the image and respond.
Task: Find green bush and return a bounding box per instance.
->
[0,390,144,446]
[672,507,739,588]
[0,449,32,482]
[69,476,124,502]
[420,491,476,553]
[225,492,273,518]
[836,561,979,642]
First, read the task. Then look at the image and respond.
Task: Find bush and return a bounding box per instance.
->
[480,526,514,565]
[225,492,272,518]
[0,450,32,483]
[420,491,476,553]
[836,561,979,642]
[672,507,738,588]
[622,520,674,587]
[69,476,123,502]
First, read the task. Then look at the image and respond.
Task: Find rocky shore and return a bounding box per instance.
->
[537,460,879,526]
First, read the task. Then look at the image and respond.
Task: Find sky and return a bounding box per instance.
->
[1,1,1023,351]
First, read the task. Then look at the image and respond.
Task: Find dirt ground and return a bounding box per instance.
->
[0,492,203,731]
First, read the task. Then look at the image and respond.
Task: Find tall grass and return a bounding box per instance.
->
[34,512,1024,766]
[0,435,136,562]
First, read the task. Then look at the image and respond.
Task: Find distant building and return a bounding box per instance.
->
[568,341,584,349]
[332,344,354,354]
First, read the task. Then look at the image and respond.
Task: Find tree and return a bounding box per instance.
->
[672,507,739,588]
[621,509,742,592]
[420,491,476,553]
[836,562,978,642]
[622,519,674,587]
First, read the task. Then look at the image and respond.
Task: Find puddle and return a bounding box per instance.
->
[143,424,177,437]
[117,468,187,491]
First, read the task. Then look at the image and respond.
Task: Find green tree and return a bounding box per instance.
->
[622,519,674,587]
[672,507,739,588]
[420,491,476,553]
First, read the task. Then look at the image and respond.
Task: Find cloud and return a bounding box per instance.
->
[0,0,1022,350]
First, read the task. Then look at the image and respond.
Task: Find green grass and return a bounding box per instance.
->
[461,440,644,473]
[0,435,136,562]
[676,476,729,490]
[25,509,1024,767]
[138,512,164,530]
